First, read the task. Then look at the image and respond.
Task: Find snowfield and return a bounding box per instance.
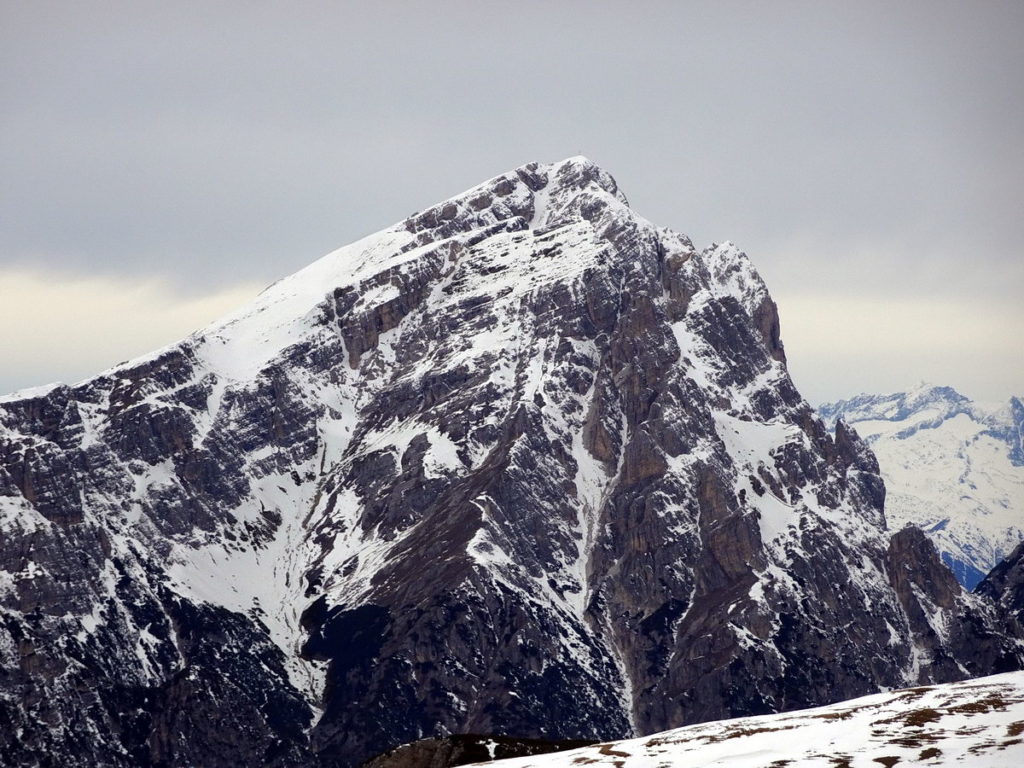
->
[481,672,1024,767]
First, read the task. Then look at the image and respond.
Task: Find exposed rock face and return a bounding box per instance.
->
[0,157,1021,767]
[887,527,1021,679]
[977,541,1024,630]
[820,385,1024,588]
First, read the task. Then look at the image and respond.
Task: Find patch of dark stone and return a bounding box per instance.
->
[362,734,597,768]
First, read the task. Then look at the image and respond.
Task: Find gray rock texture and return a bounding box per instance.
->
[977,540,1024,631]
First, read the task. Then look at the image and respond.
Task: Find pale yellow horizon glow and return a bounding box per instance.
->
[0,269,1020,405]
[0,269,262,395]
[776,292,1024,404]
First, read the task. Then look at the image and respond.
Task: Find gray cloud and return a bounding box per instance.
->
[1,1,1022,400]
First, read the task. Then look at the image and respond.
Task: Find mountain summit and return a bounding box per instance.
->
[0,158,1020,767]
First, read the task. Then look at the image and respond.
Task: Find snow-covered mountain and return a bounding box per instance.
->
[1,158,1021,767]
[476,671,1024,767]
[820,385,1024,588]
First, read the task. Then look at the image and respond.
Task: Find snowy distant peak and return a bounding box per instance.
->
[902,381,970,412]
[820,384,1021,452]
[820,384,1024,589]
[819,383,971,431]
[997,396,1024,466]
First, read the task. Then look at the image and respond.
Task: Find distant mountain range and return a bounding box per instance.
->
[820,384,1024,588]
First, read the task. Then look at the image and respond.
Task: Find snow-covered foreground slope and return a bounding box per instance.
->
[1,158,1022,767]
[821,385,1024,588]
[484,671,1024,767]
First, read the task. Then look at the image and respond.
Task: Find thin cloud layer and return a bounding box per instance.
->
[1,2,1021,400]
[0,270,260,395]
[777,292,1024,404]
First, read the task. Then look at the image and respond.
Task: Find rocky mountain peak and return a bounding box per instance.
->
[401,155,629,246]
[977,540,1024,629]
[1,159,1020,767]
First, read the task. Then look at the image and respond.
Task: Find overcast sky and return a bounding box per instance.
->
[2,1,1022,404]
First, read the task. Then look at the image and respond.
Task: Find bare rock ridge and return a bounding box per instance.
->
[977,541,1024,631]
[0,157,1021,767]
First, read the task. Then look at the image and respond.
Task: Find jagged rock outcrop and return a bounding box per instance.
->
[887,527,1021,679]
[977,541,1024,630]
[0,157,1020,767]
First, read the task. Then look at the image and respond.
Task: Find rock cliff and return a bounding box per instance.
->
[977,541,1024,630]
